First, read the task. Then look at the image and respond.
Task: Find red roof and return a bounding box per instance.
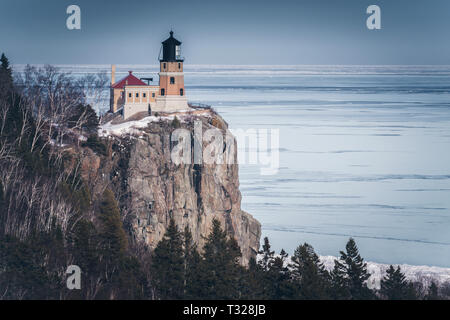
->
[111,71,147,88]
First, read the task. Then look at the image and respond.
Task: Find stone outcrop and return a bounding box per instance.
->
[91,111,261,265]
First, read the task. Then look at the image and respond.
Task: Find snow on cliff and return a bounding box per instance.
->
[99,115,173,137]
[99,110,211,137]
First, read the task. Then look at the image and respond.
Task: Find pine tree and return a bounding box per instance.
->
[330,260,351,299]
[97,189,140,299]
[268,249,296,299]
[241,257,266,299]
[196,219,242,299]
[151,218,184,299]
[171,116,181,129]
[331,238,373,299]
[425,281,440,300]
[183,225,202,299]
[290,243,331,299]
[380,265,416,300]
[98,189,127,256]
[256,237,277,298]
[67,104,99,132]
[0,53,12,82]
[259,237,275,272]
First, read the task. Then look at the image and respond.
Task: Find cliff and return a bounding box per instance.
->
[84,109,261,264]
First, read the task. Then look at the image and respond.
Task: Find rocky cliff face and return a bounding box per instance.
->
[88,110,261,265]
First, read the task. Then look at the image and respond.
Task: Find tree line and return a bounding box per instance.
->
[149,218,447,300]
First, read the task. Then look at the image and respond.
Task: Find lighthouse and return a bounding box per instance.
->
[153,31,189,112]
[109,30,190,119]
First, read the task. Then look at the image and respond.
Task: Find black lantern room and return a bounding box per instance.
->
[160,31,183,62]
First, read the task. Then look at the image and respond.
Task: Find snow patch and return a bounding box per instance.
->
[99,115,171,137]
[257,253,450,290]
[98,111,212,137]
[319,255,450,289]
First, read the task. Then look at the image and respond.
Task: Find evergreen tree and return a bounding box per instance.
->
[97,189,148,299]
[82,134,108,156]
[256,237,297,299]
[68,219,101,299]
[182,225,202,299]
[98,189,127,256]
[67,104,99,132]
[259,237,275,272]
[241,257,266,299]
[380,265,416,300]
[196,219,242,299]
[425,281,440,300]
[330,261,352,299]
[151,218,184,299]
[331,238,373,300]
[290,243,331,299]
[0,236,54,299]
[268,249,296,299]
[171,116,181,129]
[0,53,12,84]
[254,237,278,299]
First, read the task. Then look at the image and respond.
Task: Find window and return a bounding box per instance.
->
[161,88,165,96]
[170,77,175,84]
[136,93,139,98]
[163,63,166,70]
[152,93,155,98]
[180,88,184,96]
[143,93,146,98]
[175,45,181,59]
[178,63,181,70]
[128,93,132,98]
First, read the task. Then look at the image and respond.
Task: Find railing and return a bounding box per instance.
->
[188,102,212,110]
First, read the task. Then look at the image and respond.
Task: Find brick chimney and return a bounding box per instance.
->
[111,64,116,86]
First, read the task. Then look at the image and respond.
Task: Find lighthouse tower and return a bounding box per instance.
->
[153,31,189,112]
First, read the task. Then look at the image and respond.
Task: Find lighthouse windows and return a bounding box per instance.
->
[161,88,165,96]
[176,45,181,59]
[180,88,184,96]
[170,77,175,84]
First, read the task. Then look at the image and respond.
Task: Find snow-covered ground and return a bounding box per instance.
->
[98,110,211,137]
[320,255,450,289]
[99,115,173,137]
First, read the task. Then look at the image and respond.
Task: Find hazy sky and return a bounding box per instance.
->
[1,0,449,65]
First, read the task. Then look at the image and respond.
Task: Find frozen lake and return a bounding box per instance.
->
[187,65,450,268]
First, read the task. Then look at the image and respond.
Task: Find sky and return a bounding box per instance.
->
[1,0,450,65]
